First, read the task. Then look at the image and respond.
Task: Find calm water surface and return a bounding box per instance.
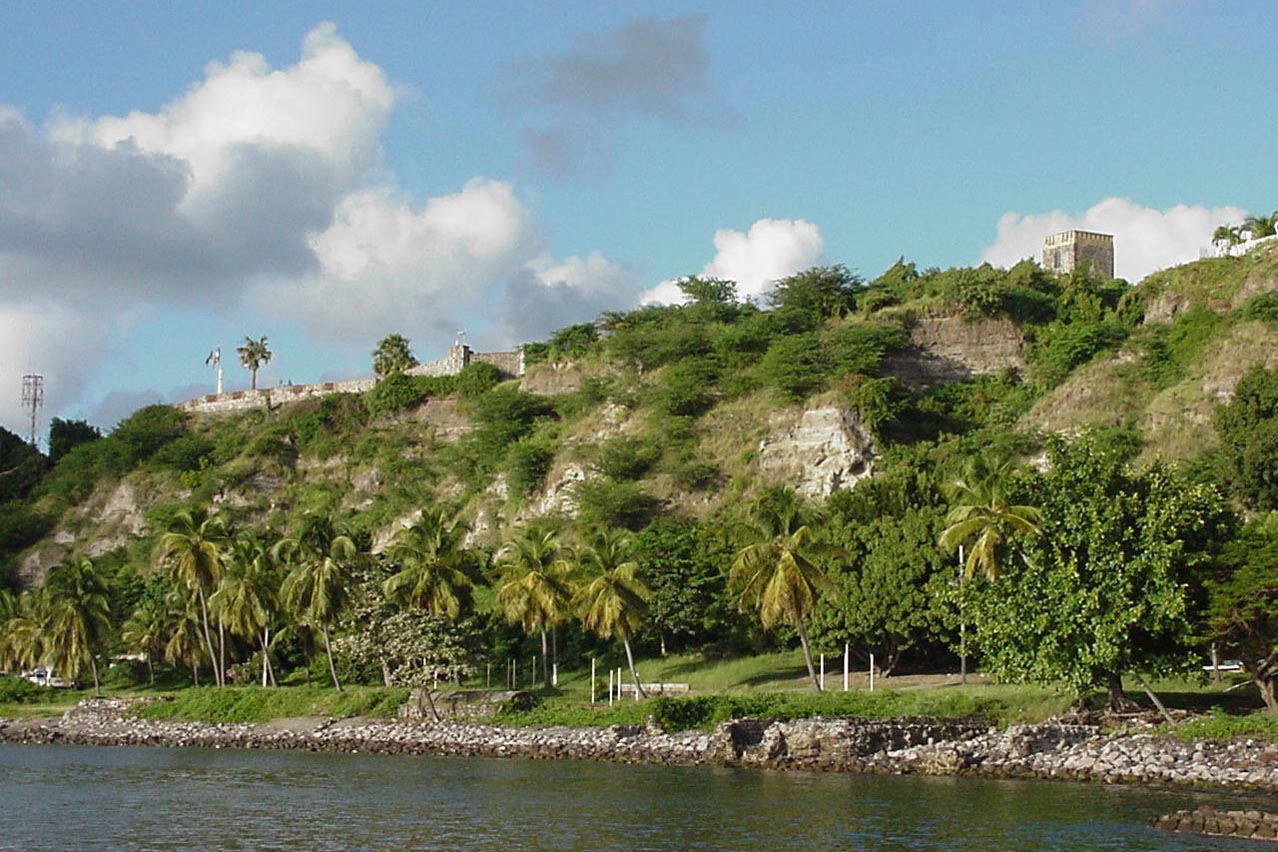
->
[0,743,1272,851]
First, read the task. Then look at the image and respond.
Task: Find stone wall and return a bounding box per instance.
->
[178,344,523,415]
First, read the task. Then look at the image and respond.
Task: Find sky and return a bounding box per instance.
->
[1,0,1275,442]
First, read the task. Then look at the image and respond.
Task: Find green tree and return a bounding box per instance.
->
[121,596,168,685]
[1214,224,1244,255]
[152,509,228,686]
[382,507,479,621]
[0,589,46,675]
[372,333,419,378]
[729,488,839,691]
[210,532,282,687]
[939,455,1043,581]
[1206,515,1278,713]
[276,515,360,691]
[1215,364,1278,510]
[48,418,102,466]
[43,557,111,694]
[969,432,1233,709]
[494,524,577,688]
[1244,211,1278,240]
[630,518,732,656]
[162,585,208,685]
[237,335,272,391]
[768,265,862,332]
[573,528,650,698]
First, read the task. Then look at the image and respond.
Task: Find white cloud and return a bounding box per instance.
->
[641,218,825,305]
[258,178,541,343]
[978,197,1247,282]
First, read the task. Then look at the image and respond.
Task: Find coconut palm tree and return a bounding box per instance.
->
[1245,212,1278,241]
[43,557,111,694]
[121,597,168,685]
[372,333,419,378]
[1214,224,1245,256]
[729,487,838,692]
[276,515,360,691]
[153,509,228,685]
[162,586,208,685]
[0,589,45,676]
[939,455,1043,582]
[211,532,282,687]
[573,527,650,698]
[237,336,272,391]
[494,524,577,689]
[382,507,479,621]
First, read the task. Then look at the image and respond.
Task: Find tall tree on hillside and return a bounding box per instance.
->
[237,336,272,390]
[211,532,282,687]
[494,524,577,688]
[372,333,419,378]
[939,455,1043,582]
[153,509,228,686]
[276,515,360,691]
[574,527,650,698]
[383,508,479,621]
[44,558,111,694]
[730,487,838,692]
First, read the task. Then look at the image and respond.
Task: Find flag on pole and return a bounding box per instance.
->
[205,347,220,366]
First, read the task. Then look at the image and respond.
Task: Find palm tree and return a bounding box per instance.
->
[211,532,281,687]
[382,507,478,620]
[1214,224,1244,256]
[43,558,111,694]
[276,515,360,691]
[573,528,650,698]
[121,597,168,685]
[1244,212,1278,241]
[162,586,208,685]
[939,455,1043,582]
[237,335,272,391]
[372,333,419,378]
[729,487,838,692]
[153,509,228,685]
[0,589,46,676]
[494,524,577,689]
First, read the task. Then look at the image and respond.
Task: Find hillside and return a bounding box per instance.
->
[5,245,1278,587]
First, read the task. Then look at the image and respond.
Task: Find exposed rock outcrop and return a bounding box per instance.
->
[756,406,875,499]
[884,316,1027,388]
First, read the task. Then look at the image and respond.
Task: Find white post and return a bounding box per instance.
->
[869,653,875,692]
[843,643,849,692]
[216,364,223,395]
[591,658,597,703]
[819,654,825,692]
[553,662,558,688]
[608,669,614,706]
[531,657,536,688]
[486,662,491,689]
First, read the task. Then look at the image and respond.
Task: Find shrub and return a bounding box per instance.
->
[593,435,662,481]
[457,362,504,399]
[1244,291,1278,324]
[572,480,662,530]
[506,438,555,496]
[366,372,430,417]
[112,405,188,465]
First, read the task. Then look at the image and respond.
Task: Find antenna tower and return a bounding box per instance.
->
[21,374,44,447]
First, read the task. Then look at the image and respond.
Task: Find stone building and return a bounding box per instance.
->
[1042,230,1114,280]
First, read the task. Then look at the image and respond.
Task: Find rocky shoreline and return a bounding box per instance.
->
[4,698,1278,795]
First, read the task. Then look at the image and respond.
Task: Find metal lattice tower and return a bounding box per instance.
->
[21,374,43,447]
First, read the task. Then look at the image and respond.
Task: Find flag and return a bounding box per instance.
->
[205,347,220,366]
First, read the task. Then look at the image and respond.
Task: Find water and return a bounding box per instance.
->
[0,743,1271,851]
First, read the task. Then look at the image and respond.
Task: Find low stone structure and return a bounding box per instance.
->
[7,699,1278,795]
[398,690,533,721]
[1155,806,1278,842]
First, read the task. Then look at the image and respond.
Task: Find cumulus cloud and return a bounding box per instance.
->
[504,16,739,177]
[641,218,826,305]
[258,178,541,343]
[489,251,642,347]
[978,197,1247,282]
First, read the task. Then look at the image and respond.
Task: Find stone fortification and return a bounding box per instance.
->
[179,344,523,415]
[1042,229,1115,280]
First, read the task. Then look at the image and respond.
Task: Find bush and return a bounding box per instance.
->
[506,438,555,496]
[0,675,53,704]
[457,362,504,399]
[1244,292,1278,324]
[366,372,430,417]
[572,480,662,530]
[592,435,662,481]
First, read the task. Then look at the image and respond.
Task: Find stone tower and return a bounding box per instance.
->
[1042,230,1114,280]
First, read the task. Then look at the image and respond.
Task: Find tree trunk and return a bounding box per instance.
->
[795,617,822,692]
[1255,673,1278,714]
[1133,673,1175,725]
[218,621,226,686]
[540,629,551,690]
[621,632,646,699]
[1106,671,1125,711]
[89,656,100,696]
[323,627,342,691]
[146,654,154,686]
[260,629,271,687]
[196,587,221,687]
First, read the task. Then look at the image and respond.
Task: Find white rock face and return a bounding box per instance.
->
[756,406,875,499]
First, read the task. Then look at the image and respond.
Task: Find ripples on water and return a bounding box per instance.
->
[0,743,1270,851]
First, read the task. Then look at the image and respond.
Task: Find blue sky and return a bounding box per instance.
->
[1,0,1275,440]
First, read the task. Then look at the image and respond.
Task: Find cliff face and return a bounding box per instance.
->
[756,406,876,500]
[883,316,1027,388]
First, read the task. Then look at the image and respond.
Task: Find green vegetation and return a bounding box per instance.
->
[6,244,1278,733]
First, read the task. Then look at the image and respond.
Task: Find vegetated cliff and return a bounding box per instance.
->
[12,247,1278,584]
